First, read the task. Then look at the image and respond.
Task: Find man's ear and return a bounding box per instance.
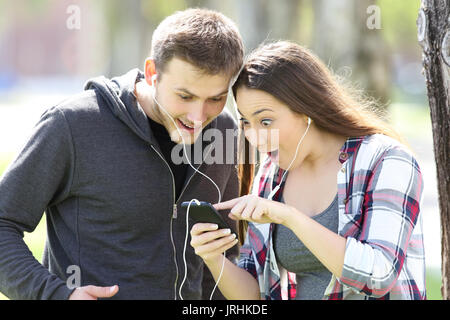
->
[144,58,157,86]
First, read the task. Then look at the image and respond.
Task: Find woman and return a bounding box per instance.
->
[189,41,426,300]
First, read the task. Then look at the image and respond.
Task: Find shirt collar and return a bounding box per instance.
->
[338,136,365,164]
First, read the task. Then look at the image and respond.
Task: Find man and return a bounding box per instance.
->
[0,8,244,300]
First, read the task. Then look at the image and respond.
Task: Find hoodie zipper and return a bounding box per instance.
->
[150,144,179,300]
[150,143,214,300]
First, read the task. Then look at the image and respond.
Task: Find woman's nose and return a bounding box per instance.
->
[245,128,279,152]
[245,128,262,147]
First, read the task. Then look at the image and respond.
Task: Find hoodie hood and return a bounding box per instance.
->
[84,68,153,144]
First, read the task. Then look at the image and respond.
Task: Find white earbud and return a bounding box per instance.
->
[151,74,157,86]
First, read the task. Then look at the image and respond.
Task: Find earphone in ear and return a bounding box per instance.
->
[151,74,157,86]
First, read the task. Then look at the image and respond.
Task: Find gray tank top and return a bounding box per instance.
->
[273,194,339,300]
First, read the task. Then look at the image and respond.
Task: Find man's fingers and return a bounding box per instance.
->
[84,285,119,298]
[109,285,119,296]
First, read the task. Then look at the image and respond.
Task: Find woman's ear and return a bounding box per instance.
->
[144,58,157,86]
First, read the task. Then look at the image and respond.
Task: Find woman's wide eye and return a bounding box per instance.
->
[240,118,250,126]
[261,119,273,127]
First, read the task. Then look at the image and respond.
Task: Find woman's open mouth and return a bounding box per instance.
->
[267,150,279,162]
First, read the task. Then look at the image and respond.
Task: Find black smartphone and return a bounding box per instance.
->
[180,201,235,235]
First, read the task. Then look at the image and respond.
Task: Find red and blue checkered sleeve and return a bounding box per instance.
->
[237,236,258,280]
[339,146,425,299]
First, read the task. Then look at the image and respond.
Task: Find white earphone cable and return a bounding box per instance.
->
[268,117,311,200]
[150,81,225,300]
[151,84,222,204]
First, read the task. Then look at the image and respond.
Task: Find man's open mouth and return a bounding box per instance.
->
[176,119,196,133]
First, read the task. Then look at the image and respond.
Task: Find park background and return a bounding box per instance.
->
[0,0,442,299]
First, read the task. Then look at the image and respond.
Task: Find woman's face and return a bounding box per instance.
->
[235,86,310,170]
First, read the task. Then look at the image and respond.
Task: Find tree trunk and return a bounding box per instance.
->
[417,0,450,300]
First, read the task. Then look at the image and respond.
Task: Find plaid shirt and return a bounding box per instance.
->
[237,134,426,300]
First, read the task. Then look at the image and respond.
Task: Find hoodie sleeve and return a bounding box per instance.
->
[0,106,76,300]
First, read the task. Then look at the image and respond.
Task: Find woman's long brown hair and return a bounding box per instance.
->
[233,41,405,245]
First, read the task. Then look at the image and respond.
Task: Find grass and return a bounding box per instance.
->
[0,153,15,178]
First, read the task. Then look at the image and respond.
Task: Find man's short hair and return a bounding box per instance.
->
[150,8,244,78]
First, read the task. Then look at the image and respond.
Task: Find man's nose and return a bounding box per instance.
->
[186,104,208,126]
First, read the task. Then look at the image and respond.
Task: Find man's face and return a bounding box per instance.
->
[151,57,231,144]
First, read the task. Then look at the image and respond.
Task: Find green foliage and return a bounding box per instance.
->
[141,0,187,22]
[377,0,422,50]
[426,268,443,300]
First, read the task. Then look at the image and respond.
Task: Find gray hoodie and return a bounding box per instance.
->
[0,69,239,300]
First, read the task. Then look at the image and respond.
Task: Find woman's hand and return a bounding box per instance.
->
[213,195,294,225]
[190,223,238,263]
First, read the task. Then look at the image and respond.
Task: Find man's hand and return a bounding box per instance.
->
[69,285,119,300]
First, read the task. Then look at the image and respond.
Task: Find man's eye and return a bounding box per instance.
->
[179,95,192,100]
[261,119,273,127]
[210,97,224,102]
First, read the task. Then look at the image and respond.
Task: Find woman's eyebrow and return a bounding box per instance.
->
[237,108,274,117]
[252,108,274,116]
